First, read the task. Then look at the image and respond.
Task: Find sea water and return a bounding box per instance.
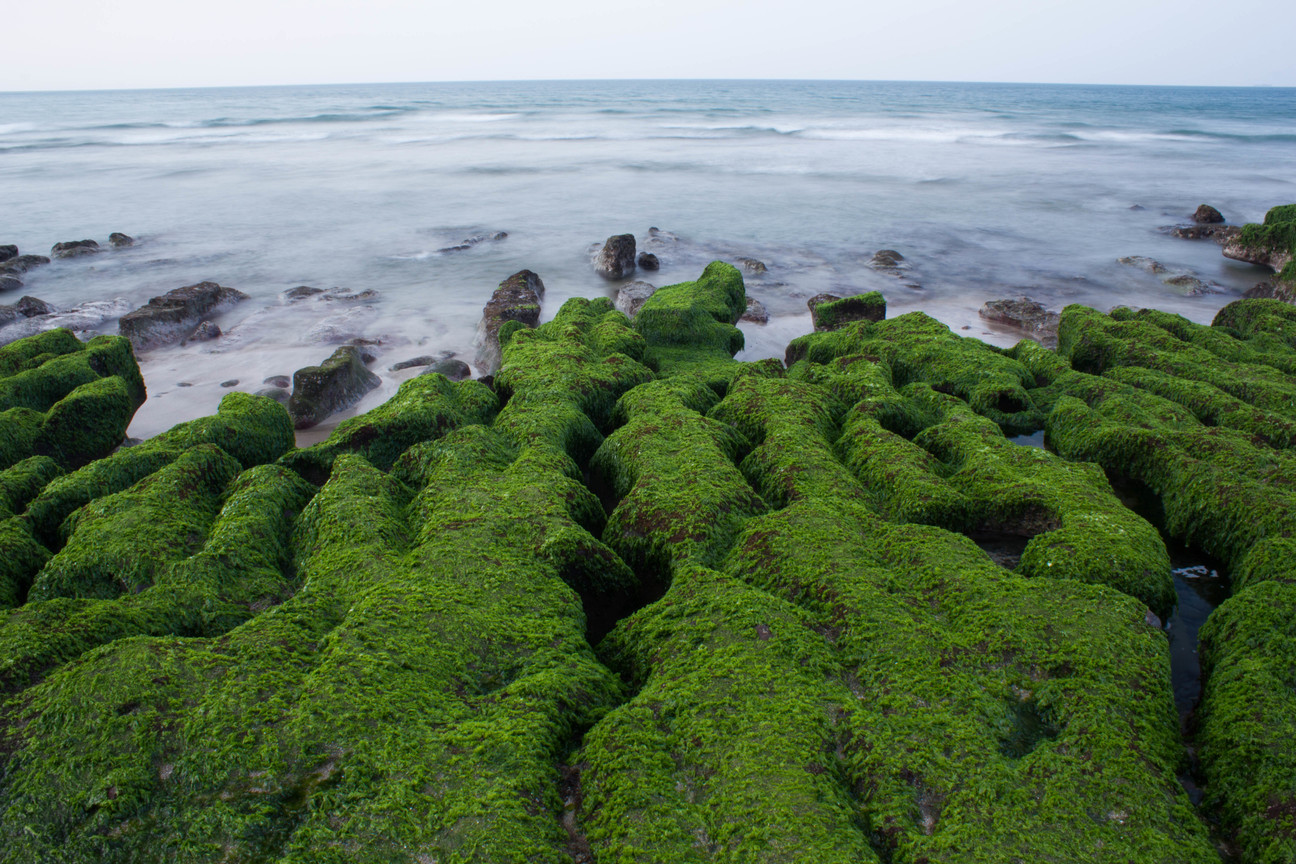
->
[1,79,1294,439]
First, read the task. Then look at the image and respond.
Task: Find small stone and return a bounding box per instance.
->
[255,387,291,405]
[390,355,437,372]
[637,252,659,271]
[263,375,291,388]
[220,379,239,388]
[1192,204,1225,224]
[109,232,135,248]
[734,257,767,274]
[51,239,100,259]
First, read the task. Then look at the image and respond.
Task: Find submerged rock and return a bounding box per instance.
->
[0,254,50,275]
[1170,223,1241,242]
[118,281,249,351]
[734,256,767,274]
[1118,255,1168,274]
[594,234,636,280]
[0,296,53,329]
[740,296,769,324]
[807,292,886,331]
[51,240,100,259]
[186,321,222,342]
[1193,204,1225,224]
[283,285,325,301]
[254,386,291,405]
[614,281,656,318]
[0,298,133,345]
[420,358,472,381]
[287,345,381,429]
[263,374,291,388]
[979,298,1061,342]
[108,232,135,248]
[476,269,545,373]
[871,249,906,267]
[389,355,437,372]
[1163,274,1219,295]
[436,231,508,254]
[0,274,22,293]
[637,251,659,271]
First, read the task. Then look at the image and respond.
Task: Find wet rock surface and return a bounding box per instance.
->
[1193,204,1225,224]
[613,280,656,317]
[636,251,659,271]
[108,232,135,248]
[476,269,544,373]
[1,259,1295,864]
[740,296,769,324]
[119,281,249,351]
[0,245,17,262]
[979,297,1061,343]
[50,239,99,259]
[593,233,636,280]
[287,345,381,429]
[0,254,50,275]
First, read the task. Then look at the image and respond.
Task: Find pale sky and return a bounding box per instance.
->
[3,0,1293,91]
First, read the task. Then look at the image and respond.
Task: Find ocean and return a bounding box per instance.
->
[2,79,1294,440]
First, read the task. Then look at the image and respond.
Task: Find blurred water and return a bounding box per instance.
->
[1,80,1293,439]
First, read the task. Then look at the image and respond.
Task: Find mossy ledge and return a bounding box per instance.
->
[0,268,1292,862]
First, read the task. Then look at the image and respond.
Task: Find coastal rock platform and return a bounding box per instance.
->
[0,261,1292,863]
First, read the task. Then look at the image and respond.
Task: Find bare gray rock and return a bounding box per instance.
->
[740,297,769,324]
[0,254,50,275]
[476,269,545,373]
[1193,204,1225,224]
[614,281,657,318]
[51,239,100,259]
[119,281,249,350]
[979,298,1061,344]
[187,321,222,342]
[109,232,135,248]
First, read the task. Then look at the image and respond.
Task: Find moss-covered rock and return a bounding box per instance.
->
[632,260,747,387]
[287,346,381,430]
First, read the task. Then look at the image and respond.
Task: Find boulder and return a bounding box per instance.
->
[186,321,222,342]
[0,296,53,329]
[287,345,381,429]
[614,281,657,318]
[740,297,769,324]
[594,234,636,280]
[1118,256,1168,274]
[637,252,660,271]
[0,245,16,262]
[0,255,50,275]
[808,292,886,331]
[871,249,906,267]
[50,240,100,259]
[118,281,249,351]
[420,358,472,381]
[476,269,545,373]
[263,375,291,389]
[1193,204,1225,224]
[979,298,1061,342]
[108,232,135,248]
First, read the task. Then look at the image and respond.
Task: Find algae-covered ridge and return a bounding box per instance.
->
[0,260,1293,863]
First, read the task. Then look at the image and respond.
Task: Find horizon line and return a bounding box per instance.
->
[3,76,1294,97]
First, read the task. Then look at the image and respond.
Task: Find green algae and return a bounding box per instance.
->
[632,260,747,386]
[809,291,886,331]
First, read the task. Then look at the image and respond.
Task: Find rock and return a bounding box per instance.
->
[389,355,437,372]
[420,358,472,381]
[108,232,135,248]
[186,321,222,342]
[320,288,379,302]
[1223,208,1296,273]
[118,281,249,351]
[734,257,767,274]
[1193,204,1225,224]
[1170,224,1241,243]
[0,254,50,275]
[1118,256,1168,274]
[254,387,291,405]
[614,281,657,318]
[0,245,16,262]
[740,297,769,324]
[0,296,54,328]
[476,269,545,373]
[0,274,21,293]
[1244,279,1296,303]
[978,298,1061,342]
[637,252,660,271]
[871,249,906,267]
[50,240,100,259]
[594,234,636,280]
[263,375,291,388]
[283,285,325,301]
[808,292,886,331]
[220,379,239,388]
[0,297,133,346]
[305,307,379,344]
[287,345,381,430]
[1163,275,1219,295]
[436,231,508,254]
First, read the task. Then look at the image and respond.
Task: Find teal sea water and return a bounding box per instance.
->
[2,79,1294,437]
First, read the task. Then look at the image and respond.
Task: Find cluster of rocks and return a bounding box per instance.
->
[1,234,134,294]
[118,281,249,351]
[1170,202,1296,302]
[435,231,508,255]
[1117,256,1221,296]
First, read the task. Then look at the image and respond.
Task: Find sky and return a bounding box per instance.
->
[3,0,1293,91]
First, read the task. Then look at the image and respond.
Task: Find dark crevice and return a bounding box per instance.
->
[557,761,594,864]
[998,697,1062,758]
[965,531,1030,570]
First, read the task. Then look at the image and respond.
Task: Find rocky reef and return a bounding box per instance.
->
[0,262,1292,863]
